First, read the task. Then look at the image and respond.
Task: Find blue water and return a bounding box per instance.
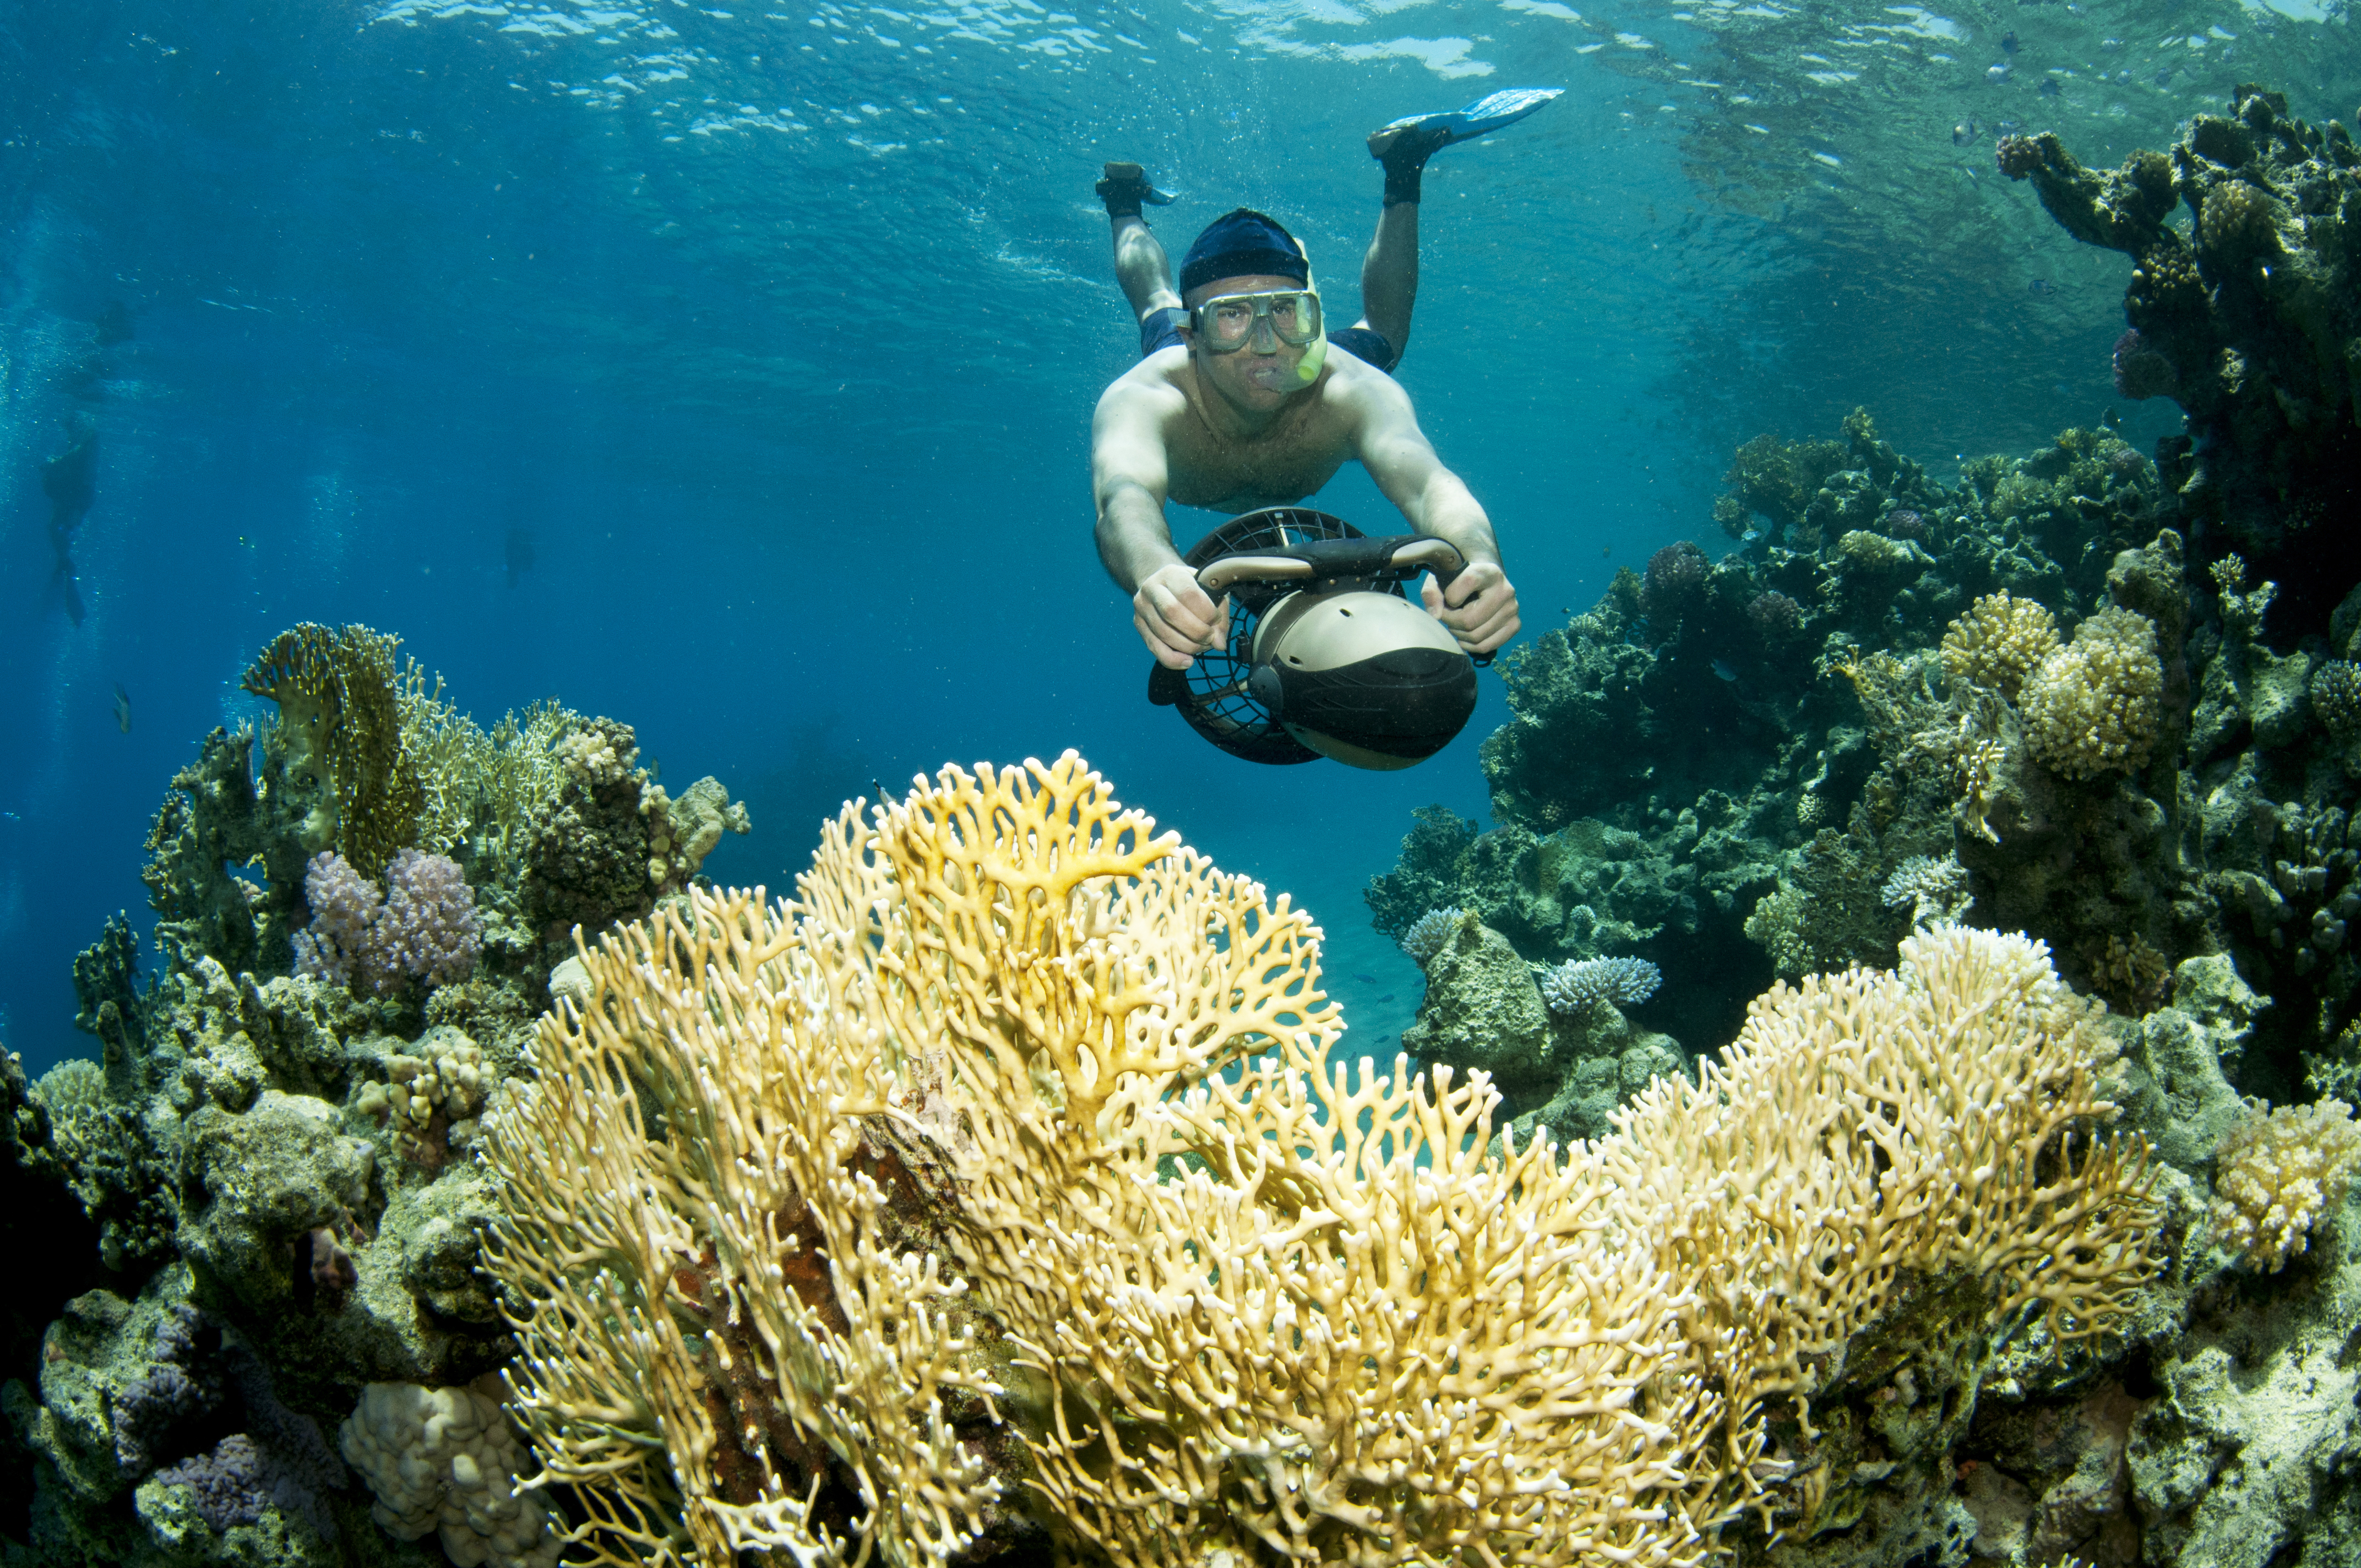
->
[3,0,2355,1070]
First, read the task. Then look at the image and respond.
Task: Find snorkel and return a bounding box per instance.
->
[1292,234,1328,384]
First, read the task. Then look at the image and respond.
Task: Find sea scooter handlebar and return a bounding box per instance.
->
[1192,533,1492,665]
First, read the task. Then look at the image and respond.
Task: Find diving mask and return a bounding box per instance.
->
[1189,289,1325,354]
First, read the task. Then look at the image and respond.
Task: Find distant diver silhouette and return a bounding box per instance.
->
[43,427,97,628]
[505,527,536,587]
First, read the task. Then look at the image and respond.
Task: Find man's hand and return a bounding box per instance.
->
[1134,562,1231,668]
[1421,560,1520,655]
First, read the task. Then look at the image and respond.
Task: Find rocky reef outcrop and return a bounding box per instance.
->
[2000,84,2361,637]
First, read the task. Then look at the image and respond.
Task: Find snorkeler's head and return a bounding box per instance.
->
[1177,209,1329,397]
[1178,209,1310,303]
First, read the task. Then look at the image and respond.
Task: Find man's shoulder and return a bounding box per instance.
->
[1096,353,1192,420]
[1318,346,1408,406]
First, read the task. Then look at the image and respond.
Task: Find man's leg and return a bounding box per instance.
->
[1354,89,1560,361]
[1357,200,1418,357]
[1100,163,1180,326]
[1111,213,1182,322]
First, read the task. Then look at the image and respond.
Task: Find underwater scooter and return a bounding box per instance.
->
[1147,507,1487,770]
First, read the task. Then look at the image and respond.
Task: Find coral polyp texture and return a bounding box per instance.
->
[2211,1097,2361,1272]
[2020,606,2164,781]
[1940,590,2059,701]
[478,754,2157,1568]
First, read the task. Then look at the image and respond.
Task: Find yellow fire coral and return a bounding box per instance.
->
[1940,591,2060,700]
[2211,1098,2361,1271]
[2020,606,2164,780]
[480,755,2158,1568]
[243,622,423,875]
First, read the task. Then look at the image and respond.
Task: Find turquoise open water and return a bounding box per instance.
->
[3,0,2356,1068]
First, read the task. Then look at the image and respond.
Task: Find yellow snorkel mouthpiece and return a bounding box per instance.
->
[1294,242,1329,384]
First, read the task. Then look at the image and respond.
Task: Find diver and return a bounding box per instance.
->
[1091,89,1555,672]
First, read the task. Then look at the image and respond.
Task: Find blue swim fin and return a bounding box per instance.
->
[1367,88,1563,161]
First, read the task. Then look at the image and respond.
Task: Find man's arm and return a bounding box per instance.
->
[1344,373,1522,655]
[1092,373,1230,669]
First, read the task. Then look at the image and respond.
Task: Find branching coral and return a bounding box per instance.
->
[1537,954,1662,1015]
[1940,591,2060,701]
[242,623,423,877]
[2211,1098,2361,1272]
[2021,607,2164,781]
[1397,904,1463,964]
[1881,853,1971,927]
[481,756,2159,1568]
[396,663,577,867]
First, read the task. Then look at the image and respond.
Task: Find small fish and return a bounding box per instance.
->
[2154,68,2173,87]
[1999,30,2019,55]
[112,683,131,733]
[0,810,19,821]
[2038,78,2061,98]
[1354,973,1377,983]
[1950,116,1981,145]
[1996,120,2019,137]
[1711,659,1738,682]
[1600,546,1611,558]
[1741,527,1764,542]
[1377,994,1395,1003]
[1987,62,2011,83]
[2027,278,2057,296]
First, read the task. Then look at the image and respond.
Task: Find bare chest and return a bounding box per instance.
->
[1163,406,1351,514]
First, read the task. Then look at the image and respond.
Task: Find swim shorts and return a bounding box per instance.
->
[1138,306,1398,375]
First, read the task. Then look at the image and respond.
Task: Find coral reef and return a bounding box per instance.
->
[2,622,757,1568]
[1371,407,2173,1043]
[1377,400,2360,1091]
[478,756,2153,1568]
[2001,85,2361,635]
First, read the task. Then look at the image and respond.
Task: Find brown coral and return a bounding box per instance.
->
[241,623,423,876]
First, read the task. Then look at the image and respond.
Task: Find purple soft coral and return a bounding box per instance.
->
[290,852,381,989]
[292,850,478,994]
[377,848,480,989]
